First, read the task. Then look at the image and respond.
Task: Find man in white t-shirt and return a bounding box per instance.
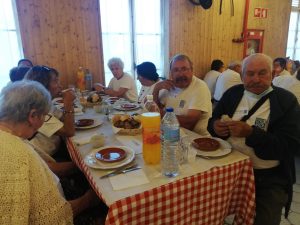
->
[273,57,291,77]
[273,69,300,104]
[95,57,137,102]
[203,59,225,98]
[213,61,242,101]
[153,54,212,136]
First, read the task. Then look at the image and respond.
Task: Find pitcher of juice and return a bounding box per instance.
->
[141,112,161,164]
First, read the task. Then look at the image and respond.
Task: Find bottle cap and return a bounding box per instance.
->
[166,107,174,112]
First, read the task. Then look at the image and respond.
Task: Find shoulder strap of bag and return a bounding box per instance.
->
[240,91,272,122]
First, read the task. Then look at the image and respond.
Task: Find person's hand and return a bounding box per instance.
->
[154,79,175,92]
[213,119,230,137]
[62,89,76,109]
[226,121,253,137]
[94,83,105,92]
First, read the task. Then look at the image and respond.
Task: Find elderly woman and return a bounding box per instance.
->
[136,61,160,104]
[95,57,138,102]
[24,66,76,176]
[0,81,100,224]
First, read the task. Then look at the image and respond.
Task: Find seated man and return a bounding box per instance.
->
[208,53,300,225]
[203,59,225,98]
[95,57,137,102]
[273,57,291,77]
[17,58,33,67]
[213,60,242,102]
[273,68,300,104]
[9,66,31,82]
[153,54,212,136]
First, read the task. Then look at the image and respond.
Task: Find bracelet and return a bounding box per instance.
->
[63,110,74,114]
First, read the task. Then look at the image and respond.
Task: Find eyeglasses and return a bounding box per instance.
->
[44,113,52,122]
[171,67,191,73]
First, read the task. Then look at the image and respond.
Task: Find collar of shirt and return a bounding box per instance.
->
[244,86,273,100]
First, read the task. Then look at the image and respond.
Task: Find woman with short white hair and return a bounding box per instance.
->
[0,81,101,224]
[95,57,138,102]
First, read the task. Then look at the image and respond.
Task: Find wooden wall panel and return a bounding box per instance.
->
[169,0,291,78]
[169,0,245,78]
[247,0,291,58]
[14,0,291,85]
[15,0,104,88]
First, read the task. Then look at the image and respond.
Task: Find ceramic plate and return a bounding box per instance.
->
[113,103,140,111]
[191,137,232,158]
[95,147,127,163]
[75,119,103,130]
[84,146,135,169]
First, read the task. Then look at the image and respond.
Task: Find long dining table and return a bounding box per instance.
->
[66,106,255,225]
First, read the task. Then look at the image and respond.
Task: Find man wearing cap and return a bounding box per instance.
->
[213,60,242,103]
[153,54,212,136]
[136,62,160,104]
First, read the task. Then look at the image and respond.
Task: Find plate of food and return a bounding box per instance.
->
[113,103,140,111]
[75,118,103,129]
[191,137,232,158]
[111,114,142,135]
[86,92,102,106]
[95,147,127,163]
[84,146,135,169]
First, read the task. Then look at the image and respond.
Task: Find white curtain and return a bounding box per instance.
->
[99,0,163,90]
[0,0,23,90]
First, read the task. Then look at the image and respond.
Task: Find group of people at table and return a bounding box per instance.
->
[0,53,300,225]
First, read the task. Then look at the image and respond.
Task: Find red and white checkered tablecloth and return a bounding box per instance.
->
[66,138,255,225]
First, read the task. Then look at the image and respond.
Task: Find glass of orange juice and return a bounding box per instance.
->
[141,112,161,164]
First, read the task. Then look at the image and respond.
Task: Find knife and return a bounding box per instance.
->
[100,165,141,179]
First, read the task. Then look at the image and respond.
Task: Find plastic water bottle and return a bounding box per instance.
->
[161,107,179,177]
[144,95,160,113]
[85,69,93,91]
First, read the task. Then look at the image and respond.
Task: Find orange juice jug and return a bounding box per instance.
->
[77,66,85,91]
[141,112,161,164]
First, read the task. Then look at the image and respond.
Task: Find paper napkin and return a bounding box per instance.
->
[109,169,149,191]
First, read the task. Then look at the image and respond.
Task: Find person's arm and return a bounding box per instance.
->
[56,90,75,137]
[69,189,100,217]
[104,87,128,98]
[47,161,78,177]
[176,109,202,130]
[153,80,174,111]
[245,97,300,160]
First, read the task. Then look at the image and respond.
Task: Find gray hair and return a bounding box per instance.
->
[107,57,124,70]
[242,53,273,76]
[170,54,193,70]
[228,60,242,70]
[0,81,51,123]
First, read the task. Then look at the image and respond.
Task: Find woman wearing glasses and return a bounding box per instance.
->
[24,66,77,177]
[0,81,103,224]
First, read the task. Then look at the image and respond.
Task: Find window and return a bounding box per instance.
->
[0,0,23,90]
[287,0,300,59]
[99,0,167,90]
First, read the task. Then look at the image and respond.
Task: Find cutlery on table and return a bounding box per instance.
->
[196,154,229,160]
[100,164,141,179]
